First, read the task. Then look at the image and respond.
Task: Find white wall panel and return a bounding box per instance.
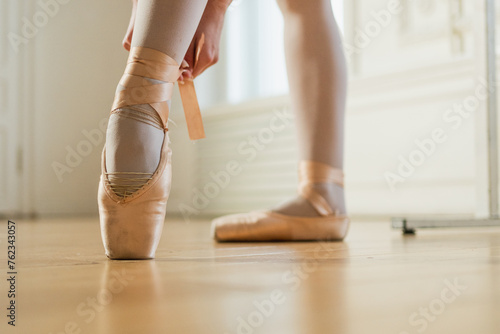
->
[191,0,484,218]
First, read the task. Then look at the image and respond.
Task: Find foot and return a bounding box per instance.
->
[105,104,165,197]
[211,161,349,241]
[99,46,204,259]
[211,182,349,242]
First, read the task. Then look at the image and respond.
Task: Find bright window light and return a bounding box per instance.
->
[225,0,344,105]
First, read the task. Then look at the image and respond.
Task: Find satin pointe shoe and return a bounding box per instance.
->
[211,161,350,242]
[98,46,205,260]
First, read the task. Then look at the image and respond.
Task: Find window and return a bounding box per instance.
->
[223,0,344,105]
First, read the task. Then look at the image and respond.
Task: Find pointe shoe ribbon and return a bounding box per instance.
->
[298,161,344,216]
[112,44,205,140]
[178,33,206,140]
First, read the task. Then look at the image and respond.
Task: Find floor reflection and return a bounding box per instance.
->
[96,260,166,333]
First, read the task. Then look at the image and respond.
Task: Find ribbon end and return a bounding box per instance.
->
[178,79,205,141]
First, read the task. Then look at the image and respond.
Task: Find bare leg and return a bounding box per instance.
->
[105,0,207,197]
[274,0,347,217]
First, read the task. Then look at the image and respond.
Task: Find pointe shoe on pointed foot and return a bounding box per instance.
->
[211,161,350,242]
[97,47,205,260]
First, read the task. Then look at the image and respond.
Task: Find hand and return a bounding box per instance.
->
[183,2,228,79]
[122,0,230,79]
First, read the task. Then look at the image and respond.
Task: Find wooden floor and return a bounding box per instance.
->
[0,218,499,334]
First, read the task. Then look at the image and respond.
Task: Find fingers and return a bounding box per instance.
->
[178,60,192,82]
[183,34,219,79]
[194,33,205,66]
[183,39,197,80]
[192,45,218,78]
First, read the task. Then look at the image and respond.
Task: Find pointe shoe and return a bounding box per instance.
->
[98,135,172,259]
[98,47,205,259]
[211,161,350,242]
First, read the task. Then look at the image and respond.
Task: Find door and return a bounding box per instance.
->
[0,1,29,216]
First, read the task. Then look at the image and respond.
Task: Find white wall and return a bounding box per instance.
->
[22,0,202,217]
[185,0,490,219]
[342,0,483,217]
[30,0,131,215]
[3,0,495,219]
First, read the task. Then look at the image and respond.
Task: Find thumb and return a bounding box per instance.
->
[123,26,133,51]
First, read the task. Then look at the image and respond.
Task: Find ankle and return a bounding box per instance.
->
[310,183,346,215]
